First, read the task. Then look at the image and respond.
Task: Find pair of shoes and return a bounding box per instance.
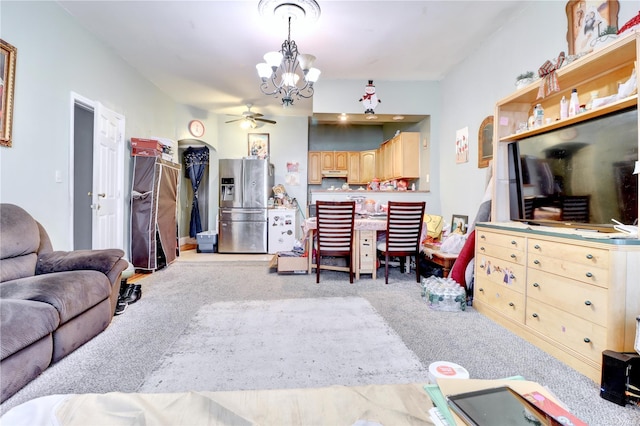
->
[122,284,142,305]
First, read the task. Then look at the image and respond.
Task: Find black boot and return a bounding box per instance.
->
[123,284,142,305]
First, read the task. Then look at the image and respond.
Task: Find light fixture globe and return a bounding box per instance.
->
[256,0,321,107]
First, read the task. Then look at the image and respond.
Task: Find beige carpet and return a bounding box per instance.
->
[138,296,428,393]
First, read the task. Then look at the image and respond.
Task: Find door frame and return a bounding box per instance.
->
[69,92,126,250]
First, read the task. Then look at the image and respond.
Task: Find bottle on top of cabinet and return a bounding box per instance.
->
[568,88,580,117]
[534,104,544,128]
[560,96,569,120]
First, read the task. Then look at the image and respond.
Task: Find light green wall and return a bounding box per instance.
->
[1,1,637,248]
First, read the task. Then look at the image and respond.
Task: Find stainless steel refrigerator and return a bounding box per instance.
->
[218,158,274,253]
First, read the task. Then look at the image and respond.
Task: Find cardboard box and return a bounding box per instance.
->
[276,255,308,274]
[131,138,162,151]
[132,147,162,157]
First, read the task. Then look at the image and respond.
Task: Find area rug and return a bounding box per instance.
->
[138,296,428,392]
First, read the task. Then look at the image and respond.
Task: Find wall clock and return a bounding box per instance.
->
[188,120,205,138]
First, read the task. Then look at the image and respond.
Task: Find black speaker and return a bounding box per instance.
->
[600,350,640,406]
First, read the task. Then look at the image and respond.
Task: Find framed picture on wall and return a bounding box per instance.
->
[248,133,269,159]
[566,0,619,55]
[1,39,17,147]
[477,115,493,169]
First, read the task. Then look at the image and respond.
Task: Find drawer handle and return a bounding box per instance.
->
[532,313,538,318]
[586,254,593,260]
[585,272,593,278]
[481,235,486,240]
[479,288,484,292]
[583,338,591,343]
[508,302,514,307]
[534,244,540,250]
[584,300,592,306]
[532,282,539,288]
[533,260,540,265]
[480,247,485,251]
[479,264,485,269]
[510,254,516,259]
[511,240,517,245]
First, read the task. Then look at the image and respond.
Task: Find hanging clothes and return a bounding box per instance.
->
[183,146,209,238]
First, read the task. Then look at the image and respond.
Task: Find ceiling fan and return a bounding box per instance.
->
[225,104,276,128]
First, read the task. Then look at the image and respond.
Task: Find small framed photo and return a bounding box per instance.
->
[248,133,269,159]
[451,214,469,235]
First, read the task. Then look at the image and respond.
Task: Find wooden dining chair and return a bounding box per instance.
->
[378,201,426,284]
[315,201,356,283]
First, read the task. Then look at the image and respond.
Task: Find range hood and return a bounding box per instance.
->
[321,170,348,178]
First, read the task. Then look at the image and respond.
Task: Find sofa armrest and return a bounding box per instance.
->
[36,249,125,276]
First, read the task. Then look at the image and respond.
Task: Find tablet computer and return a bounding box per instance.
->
[446,386,559,426]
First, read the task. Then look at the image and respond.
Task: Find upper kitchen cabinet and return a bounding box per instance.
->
[308,151,322,184]
[359,150,376,184]
[321,151,348,171]
[390,132,420,179]
[347,150,376,184]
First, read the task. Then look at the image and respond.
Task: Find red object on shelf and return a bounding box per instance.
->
[131,138,162,151]
[618,10,640,35]
[132,147,161,157]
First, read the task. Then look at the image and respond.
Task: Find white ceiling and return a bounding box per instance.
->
[57,0,527,122]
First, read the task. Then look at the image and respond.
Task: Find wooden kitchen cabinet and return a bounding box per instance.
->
[308,151,322,184]
[474,224,640,382]
[391,132,419,179]
[359,150,376,184]
[347,152,361,184]
[321,151,347,171]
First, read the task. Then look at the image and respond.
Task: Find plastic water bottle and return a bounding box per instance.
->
[569,89,580,117]
[534,104,544,128]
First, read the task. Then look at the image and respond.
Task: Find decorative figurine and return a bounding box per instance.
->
[359,80,381,114]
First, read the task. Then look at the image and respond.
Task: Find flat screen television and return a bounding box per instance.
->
[508,107,638,228]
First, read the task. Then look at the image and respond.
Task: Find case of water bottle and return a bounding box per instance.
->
[421,276,466,311]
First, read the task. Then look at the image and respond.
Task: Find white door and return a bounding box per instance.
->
[92,102,125,250]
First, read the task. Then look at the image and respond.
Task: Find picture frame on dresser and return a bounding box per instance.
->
[451,215,468,235]
[0,39,17,147]
[565,0,619,55]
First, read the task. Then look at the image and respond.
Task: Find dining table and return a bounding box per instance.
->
[303,216,458,280]
[303,216,388,280]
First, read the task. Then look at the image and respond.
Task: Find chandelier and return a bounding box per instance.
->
[256,0,321,107]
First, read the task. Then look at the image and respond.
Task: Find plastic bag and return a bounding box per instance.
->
[440,233,467,254]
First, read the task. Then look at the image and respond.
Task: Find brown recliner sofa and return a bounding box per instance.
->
[0,203,128,403]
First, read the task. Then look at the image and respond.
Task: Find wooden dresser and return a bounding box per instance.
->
[474,223,640,382]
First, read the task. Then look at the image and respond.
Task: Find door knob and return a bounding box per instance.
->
[98,193,106,198]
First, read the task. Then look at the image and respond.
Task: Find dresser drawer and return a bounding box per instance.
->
[476,254,526,294]
[475,278,525,323]
[528,238,609,269]
[477,230,525,252]
[527,253,608,288]
[526,298,606,364]
[527,268,608,326]
[476,242,525,265]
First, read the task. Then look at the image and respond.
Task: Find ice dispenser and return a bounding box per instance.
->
[221,177,235,202]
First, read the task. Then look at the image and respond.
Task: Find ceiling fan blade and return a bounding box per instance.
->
[252,112,264,118]
[225,118,243,123]
[255,118,277,124]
